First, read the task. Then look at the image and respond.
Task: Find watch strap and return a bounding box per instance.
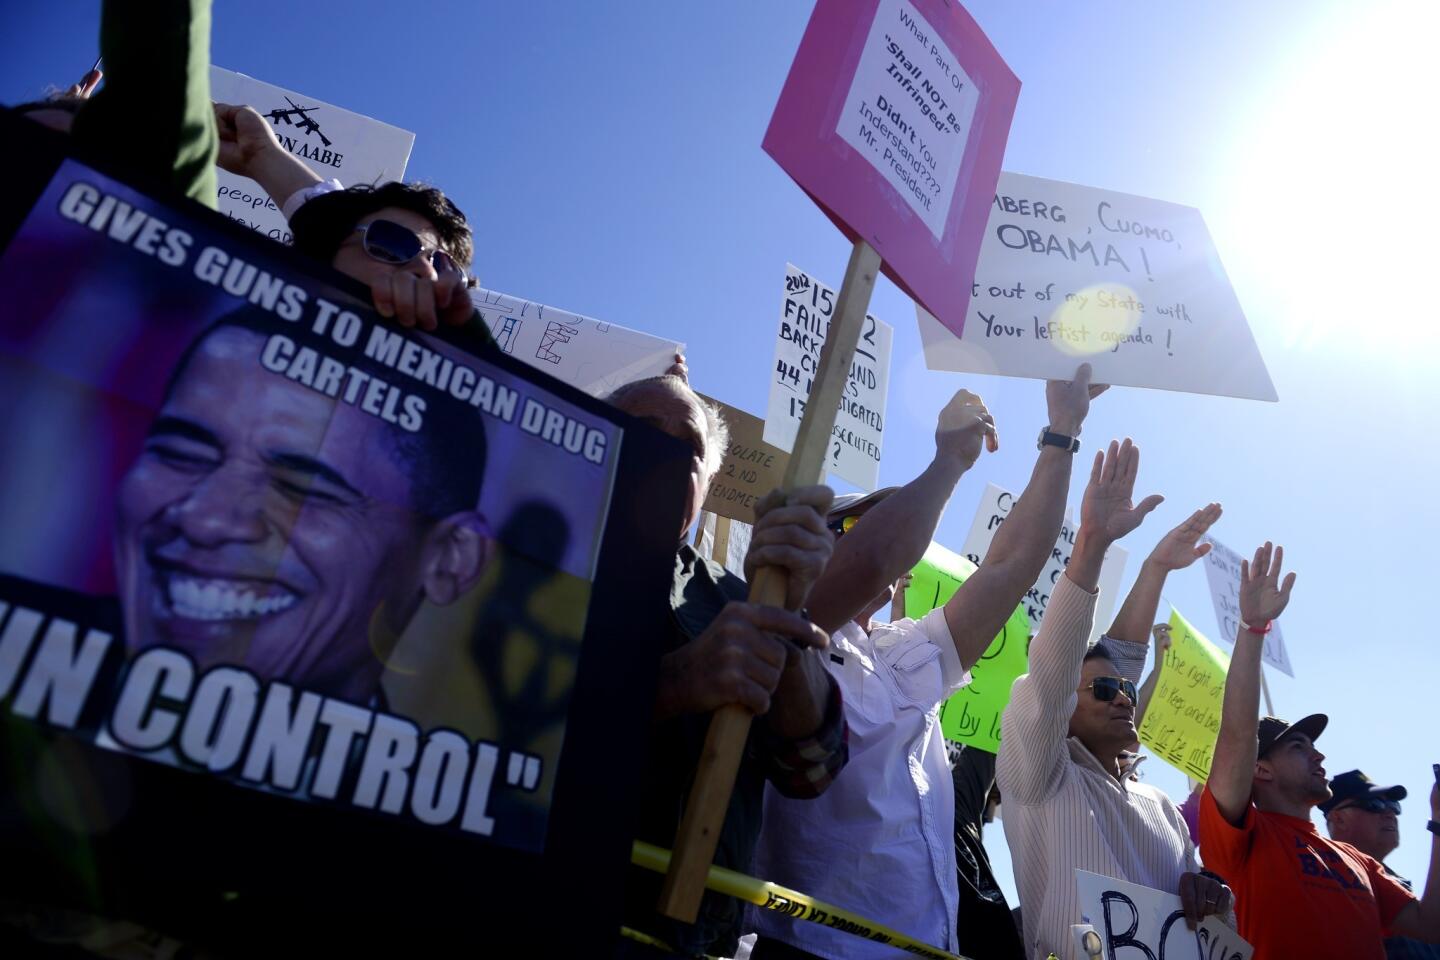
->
[1037,429,1080,454]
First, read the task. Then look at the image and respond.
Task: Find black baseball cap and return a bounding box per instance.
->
[1318,769,1407,816]
[1256,713,1328,759]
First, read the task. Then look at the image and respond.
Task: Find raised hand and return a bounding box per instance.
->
[934,388,998,469]
[1045,362,1109,436]
[63,65,103,99]
[1151,622,1173,656]
[1238,541,1296,624]
[212,102,283,177]
[1147,503,1223,571]
[1078,439,1163,545]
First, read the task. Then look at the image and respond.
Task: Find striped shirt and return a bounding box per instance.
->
[997,576,1202,960]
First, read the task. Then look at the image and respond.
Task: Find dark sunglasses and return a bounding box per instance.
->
[826,514,861,536]
[352,219,476,286]
[1085,676,1138,703]
[1338,797,1402,816]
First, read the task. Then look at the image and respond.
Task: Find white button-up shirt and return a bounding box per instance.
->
[748,609,971,959]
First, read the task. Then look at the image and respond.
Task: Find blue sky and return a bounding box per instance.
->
[5,0,1437,909]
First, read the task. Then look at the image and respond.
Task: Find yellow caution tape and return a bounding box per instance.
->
[620,925,677,952]
[618,924,724,959]
[631,840,971,960]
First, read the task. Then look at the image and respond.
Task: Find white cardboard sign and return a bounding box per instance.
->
[917,171,1278,402]
[1075,870,1253,960]
[764,263,894,491]
[471,287,683,398]
[960,483,1128,642]
[835,0,980,241]
[1200,536,1294,677]
[209,67,415,244]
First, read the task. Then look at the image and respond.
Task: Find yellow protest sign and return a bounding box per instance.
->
[1138,609,1230,780]
[905,542,1030,754]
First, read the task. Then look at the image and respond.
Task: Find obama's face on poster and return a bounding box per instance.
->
[114,323,490,702]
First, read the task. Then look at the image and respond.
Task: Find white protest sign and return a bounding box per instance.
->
[764,263,894,490]
[835,0,980,241]
[961,483,1128,641]
[209,67,415,244]
[471,287,683,398]
[1201,536,1294,677]
[696,513,754,576]
[916,171,1278,402]
[1075,870,1253,960]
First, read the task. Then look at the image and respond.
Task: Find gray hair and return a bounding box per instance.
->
[605,375,728,481]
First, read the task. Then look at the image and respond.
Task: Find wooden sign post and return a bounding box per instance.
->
[660,0,1018,925]
[659,240,881,920]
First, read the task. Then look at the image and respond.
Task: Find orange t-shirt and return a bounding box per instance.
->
[1198,785,1415,960]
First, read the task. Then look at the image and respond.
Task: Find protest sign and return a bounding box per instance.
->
[0,114,686,953]
[763,0,1019,333]
[668,0,1017,913]
[1201,536,1294,677]
[904,542,1030,753]
[209,67,414,245]
[1075,870,1254,960]
[764,264,893,490]
[472,287,684,398]
[959,483,1128,640]
[917,171,1278,401]
[1138,610,1230,781]
[696,512,755,575]
[699,396,789,523]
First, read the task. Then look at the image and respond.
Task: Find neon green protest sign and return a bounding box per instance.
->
[906,542,1031,754]
[1138,608,1230,781]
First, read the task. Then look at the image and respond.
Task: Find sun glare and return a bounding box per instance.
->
[1221,1,1439,355]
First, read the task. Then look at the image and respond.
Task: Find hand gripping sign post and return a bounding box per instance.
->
[658,0,1018,921]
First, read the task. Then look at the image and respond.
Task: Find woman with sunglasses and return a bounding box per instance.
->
[214,102,484,335]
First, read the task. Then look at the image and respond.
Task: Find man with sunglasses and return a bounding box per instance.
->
[747,366,1107,960]
[995,441,1234,960]
[1323,772,1409,867]
[1203,546,1440,958]
[213,102,481,334]
[1324,773,1440,960]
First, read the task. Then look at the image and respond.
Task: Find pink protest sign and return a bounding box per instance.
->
[763,0,1018,337]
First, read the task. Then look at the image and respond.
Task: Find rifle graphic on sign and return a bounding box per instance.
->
[265,96,332,147]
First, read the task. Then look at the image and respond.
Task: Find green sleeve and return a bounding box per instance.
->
[71,0,218,207]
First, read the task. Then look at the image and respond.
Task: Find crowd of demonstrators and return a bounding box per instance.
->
[995,446,1234,960]
[748,369,1101,960]
[12,14,1440,960]
[1202,543,1440,960]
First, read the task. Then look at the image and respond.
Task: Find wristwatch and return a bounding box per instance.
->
[1428,820,1440,837]
[1037,428,1080,453]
